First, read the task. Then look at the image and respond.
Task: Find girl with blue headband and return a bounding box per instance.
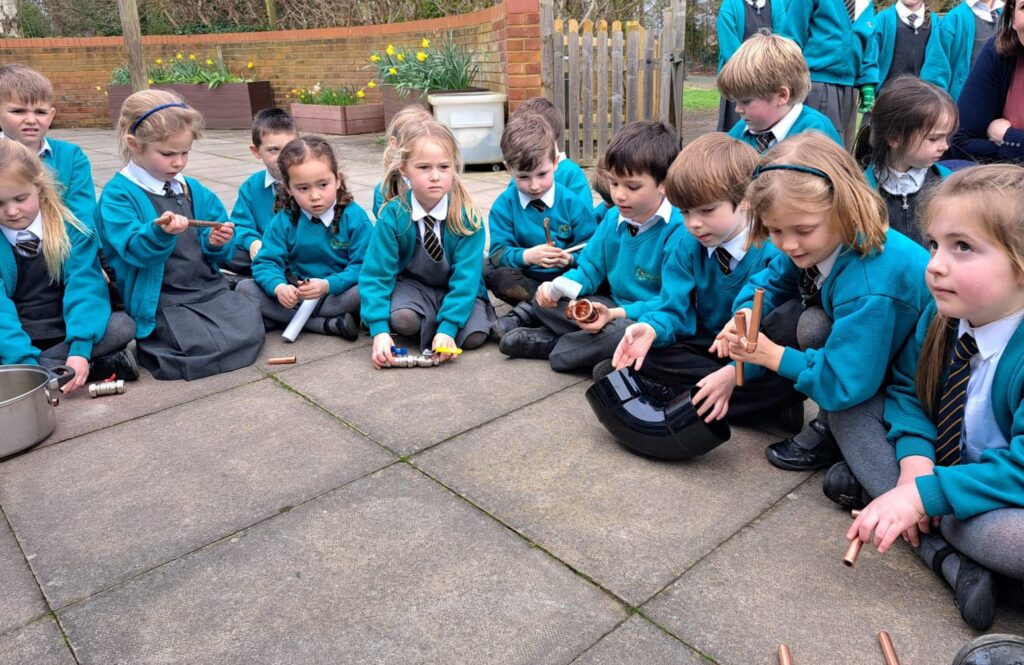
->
[96,89,264,380]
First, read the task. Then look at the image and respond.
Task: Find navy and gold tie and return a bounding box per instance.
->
[990,8,999,23]
[933,332,979,466]
[752,131,774,153]
[799,266,821,297]
[421,215,444,262]
[163,181,176,198]
[845,0,857,20]
[14,229,41,257]
[528,199,547,213]
[625,223,639,237]
[714,246,732,275]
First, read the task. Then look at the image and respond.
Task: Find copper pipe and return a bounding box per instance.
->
[543,217,554,246]
[843,539,863,567]
[746,287,765,352]
[734,311,748,386]
[154,218,224,229]
[268,356,297,365]
[851,510,861,518]
[878,631,900,665]
[565,299,599,323]
[778,644,794,665]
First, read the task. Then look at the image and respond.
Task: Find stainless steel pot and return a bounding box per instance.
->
[0,364,76,458]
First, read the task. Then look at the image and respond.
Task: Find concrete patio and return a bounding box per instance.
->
[1,127,1022,664]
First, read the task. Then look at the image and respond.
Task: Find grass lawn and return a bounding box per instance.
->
[683,86,720,112]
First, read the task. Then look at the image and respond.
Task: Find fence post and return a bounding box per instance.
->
[611,21,624,136]
[671,0,687,131]
[581,19,594,165]
[540,0,554,100]
[552,18,565,137]
[566,19,581,161]
[659,6,673,123]
[625,22,639,123]
[596,20,609,157]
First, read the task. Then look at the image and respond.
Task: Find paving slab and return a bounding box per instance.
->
[0,618,75,665]
[643,486,1024,664]
[0,518,46,635]
[0,379,394,609]
[415,384,811,606]
[254,327,370,374]
[58,465,627,665]
[571,616,709,664]
[35,364,264,448]
[274,344,585,454]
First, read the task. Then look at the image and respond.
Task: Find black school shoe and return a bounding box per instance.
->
[822,462,869,509]
[765,418,841,471]
[498,326,556,359]
[87,348,140,382]
[932,544,997,631]
[324,313,359,341]
[953,634,1024,665]
[490,302,539,341]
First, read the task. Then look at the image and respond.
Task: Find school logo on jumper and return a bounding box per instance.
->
[635,268,661,284]
[330,239,350,251]
[558,223,571,237]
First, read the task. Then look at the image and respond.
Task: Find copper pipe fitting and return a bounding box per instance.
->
[878,631,901,665]
[734,311,748,386]
[88,380,125,398]
[543,217,554,246]
[565,299,599,324]
[746,288,765,352]
[778,643,794,665]
[268,356,297,365]
[843,539,863,567]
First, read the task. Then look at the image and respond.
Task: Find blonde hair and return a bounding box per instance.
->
[0,141,87,281]
[746,131,888,255]
[382,118,481,237]
[915,165,1024,415]
[381,105,433,203]
[116,89,205,163]
[717,32,812,104]
[665,132,759,210]
[0,63,54,105]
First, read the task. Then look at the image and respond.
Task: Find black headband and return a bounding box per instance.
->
[130,102,189,133]
[752,163,833,186]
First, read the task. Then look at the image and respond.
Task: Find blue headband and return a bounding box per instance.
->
[752,163,833,186]
[130,102,189,133]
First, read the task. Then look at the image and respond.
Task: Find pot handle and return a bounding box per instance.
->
[49,365,77,389]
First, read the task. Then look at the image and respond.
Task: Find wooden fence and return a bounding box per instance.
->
[540,0,686,166]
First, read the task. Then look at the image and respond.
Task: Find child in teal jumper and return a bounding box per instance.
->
[487,113,596,322]
[511,97,593,206]
[719,33,843,153]
[848,165,1024,630]
[226,108,297,276]
[500,121,683,373]
[97,90,264,381]
[237,136,371,340]
[608,133,800,431]
[715,0,786,131]
[857,77,956,246]
[0,141,136,392]
[360,118,494,368]
[372,105,432,219]
[921,0,1003,101]
[717,132,931,473]
[871,0,942,93]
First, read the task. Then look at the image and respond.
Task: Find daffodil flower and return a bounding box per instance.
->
[421,38,430,48]
[247,61,255,69]
[388,67,397,75]
[148,79,154,84]
[176,52,183,60]
[155,58,163,65]
[367,80,377,88]
[370,54,381,63]
[396,54,405,62]
[357,89,366,98]
[385,44,395,56]
[95,85,102,91]
[416,51,427,62]
[189,53,196,60]
[206,59,214,65]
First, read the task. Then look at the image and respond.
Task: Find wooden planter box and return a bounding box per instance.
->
[106,82,274,130]
[290,102,385,135]
[380,85,487,126]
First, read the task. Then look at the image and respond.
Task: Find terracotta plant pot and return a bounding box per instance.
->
[291,102,385,135]
[106,82,274,130]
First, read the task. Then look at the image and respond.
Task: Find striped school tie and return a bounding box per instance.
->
[845,0,856,20]
[528,199,547,212]
[752,131,774,153]
[714,246,732,275]
[14,229,41,257]
[908,13,919,33]
[799,266,820,297]
[163,181,176,197]
[991,8,999,23]
[421,215,444,262]
[933,332,978,466]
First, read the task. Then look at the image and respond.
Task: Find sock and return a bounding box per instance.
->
[919,532,961,588]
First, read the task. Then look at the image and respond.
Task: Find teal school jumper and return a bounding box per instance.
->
[780,0,879,87]
[487,181,597,275]
[733,229,930,410]
[252,203,372,297]
[641,232,780,346]
[872,6,943,90]
[372,182,385,219]
[230,170,277,252]
[0,220,111,364]
[42,137,96,228]
[555,158,593,206]
[95,173,234,338]
[562,204,685,321]
[884,301,1024,519]
[359,193,488,339]
[728,107,843,150]
[717,0,787,70]
[920,3,996,100]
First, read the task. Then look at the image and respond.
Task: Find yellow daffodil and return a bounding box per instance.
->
[416,51,427,62]
[370,54,381,63]
[148,78,154,84]
[388,67,397,75]
[155,58,163,65]
[396,53,405,62]
[421,38,430,48]
[206,59,214,65]
[357,89,366,98]
[385,44,395,56]
[175,52,183,60]
[291,88,298,94]
[189,53,196,60]
[95,85,102,91]
[247,61,255,69]
[367,80,377,88]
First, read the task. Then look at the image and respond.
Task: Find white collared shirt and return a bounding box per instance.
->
[705,227,749,271]
[617,195,673,236]
[764,103,805,145]
[0,132,52,158]
[1,211,44,246]
[894,2,926,27]
[121,161,186,196]
[518,183,557,210]
[958,309,1024,462]
[967,0,1003,22]
[300,198,337,228]
[264,171,279,189]
[411,194,449,240]
[813,245,842,287]
[879,167,928,196]
[557,151,567,164]
[746,0,766,9]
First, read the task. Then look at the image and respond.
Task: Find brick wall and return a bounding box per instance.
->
[0,0,542,128]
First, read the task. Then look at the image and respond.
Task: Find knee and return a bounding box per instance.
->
[461,331,487,350]
[796,307,833,350]
[235,279,261,300]
[390,309,421,336]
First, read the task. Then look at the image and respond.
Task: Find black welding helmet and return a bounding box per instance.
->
[585,366,731,460]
